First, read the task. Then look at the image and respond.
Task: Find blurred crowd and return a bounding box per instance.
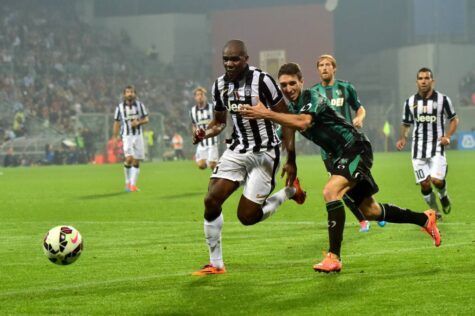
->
[459,70,475,106]
[0,1,204,163]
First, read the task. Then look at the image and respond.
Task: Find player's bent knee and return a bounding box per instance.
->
[431,178,444,187]
[204,194,222,212]
[420,178,431,190]
[322,187,338,202]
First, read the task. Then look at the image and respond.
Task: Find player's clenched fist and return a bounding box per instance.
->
[192,128,206,145]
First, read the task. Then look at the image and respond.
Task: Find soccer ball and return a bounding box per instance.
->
[43,225,83,265]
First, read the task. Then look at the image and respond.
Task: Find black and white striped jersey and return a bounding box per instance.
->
[190,102,218,147]
[212,65,283,153]
[114,101,149,137]
[402,90,457,159]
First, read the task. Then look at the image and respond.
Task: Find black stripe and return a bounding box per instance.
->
[123,104,131,136]
[260,73,274,107]
[413,97,420,159]
[341,86,352,122]
[440,97,446,156]
[258,73,276,150]
[245,71,262,152]
[431,98,438,157]
[421,98,428,159]
[270,145,280,193]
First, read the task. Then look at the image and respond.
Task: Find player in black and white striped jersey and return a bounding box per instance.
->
[191,40,306,276]
[190,87,219,170]
[112,85,149,192]
[397,68,459,216]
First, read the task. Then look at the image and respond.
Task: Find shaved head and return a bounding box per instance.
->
[223,39,248,57]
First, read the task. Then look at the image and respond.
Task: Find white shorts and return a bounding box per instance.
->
[211,148,280,204]
[195,145,219,164]
[122,135,145,160]
[412,154,447,183]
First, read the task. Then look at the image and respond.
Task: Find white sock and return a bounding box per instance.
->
[131,166,140,186]
[204,213,224,269]
[124,165,131,184]
[423,191,439,211]
[261,187,296,220]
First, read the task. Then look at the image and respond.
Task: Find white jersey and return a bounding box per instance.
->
[114,101,149,137]
[402,90,457,159]
[190,102,218,148]
[212,65,283,153]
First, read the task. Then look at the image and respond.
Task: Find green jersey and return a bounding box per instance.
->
[310,79,361,123]
[289,89,367,163]
[311,80,362,160]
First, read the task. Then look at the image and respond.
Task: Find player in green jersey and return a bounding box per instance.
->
[311,54,385,232]
[239,63,441,273]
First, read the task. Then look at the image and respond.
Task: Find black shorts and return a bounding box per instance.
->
[331,141,379,207]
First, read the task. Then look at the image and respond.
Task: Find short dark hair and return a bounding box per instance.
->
[278,63,303,80]
[417,67,434,79]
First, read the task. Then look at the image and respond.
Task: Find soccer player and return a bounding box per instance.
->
[112,85,149,192]
[396,67,459,216]
[190,87,219,170]
[311,54,385,232]
[191,40,306,276]
[239,63,441,273]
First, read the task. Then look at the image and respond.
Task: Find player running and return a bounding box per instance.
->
[396,67,459,218]
[191,40,306,276]
[239,63,441,273]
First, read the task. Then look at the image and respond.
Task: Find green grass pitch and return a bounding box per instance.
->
[0,151,474,315]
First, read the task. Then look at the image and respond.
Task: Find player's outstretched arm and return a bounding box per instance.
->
[239,100,313,132]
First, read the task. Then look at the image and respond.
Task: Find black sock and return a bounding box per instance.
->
[378,203,427,227]
[326,200,345,257]
[343,195,365,222]
[421,187,432,196]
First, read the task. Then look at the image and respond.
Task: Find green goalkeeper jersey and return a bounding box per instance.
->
[288,89,368,164]
[310,80,362,160]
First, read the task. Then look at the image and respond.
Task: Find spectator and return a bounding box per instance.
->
[171,131,185,160]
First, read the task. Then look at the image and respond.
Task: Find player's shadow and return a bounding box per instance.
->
[160,192,203,200]
[77,192,128,200]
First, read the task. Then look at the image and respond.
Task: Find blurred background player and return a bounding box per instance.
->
[239,62,441,273]
[190,87,219,170]
[396,67,459,217]
[311,54,385,232]
[112,85,149,192]
[191,40,305,276]
[171,131,185,160]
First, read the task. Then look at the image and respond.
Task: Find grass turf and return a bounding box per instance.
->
[0,151,474,315]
